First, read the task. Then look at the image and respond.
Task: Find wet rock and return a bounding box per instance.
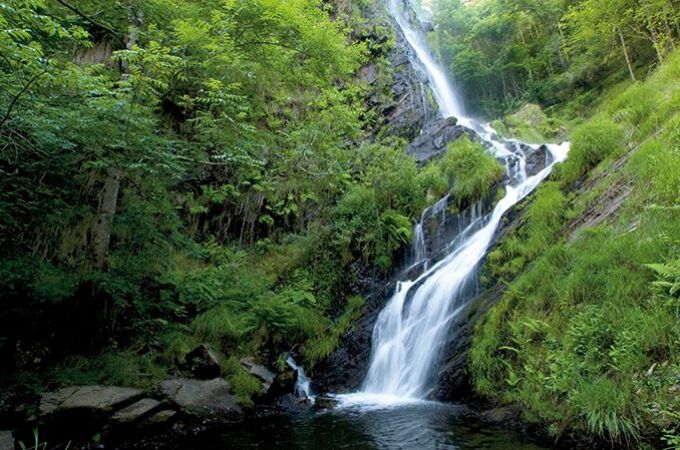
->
[185,344,221,380]
[275,394,314,413]
[524,144,551,176]
[110,398,162,425]
[407,117,475,166]
[0,431,13,450]
[312,396,339,410]
[266,367,297,400]
[382,23,437,141]
[155,378,242,422]
[434,288,508,400]
[39,385,144,418]
[240,358,276,393]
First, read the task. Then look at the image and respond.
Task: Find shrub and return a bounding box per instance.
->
[560,115,624,183]
[440,137,505,207]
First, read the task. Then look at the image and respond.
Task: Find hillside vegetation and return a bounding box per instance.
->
[472,44,680,450]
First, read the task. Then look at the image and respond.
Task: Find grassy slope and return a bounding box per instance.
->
[471,52,680,448]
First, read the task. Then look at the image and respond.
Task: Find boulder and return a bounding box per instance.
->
[155,378,242,422]
[110,398,162,425]
[240,358,276,393]
[184,344,221,380]
[39,385,144,418]
[0,431,13,450]
[407,117,475,166]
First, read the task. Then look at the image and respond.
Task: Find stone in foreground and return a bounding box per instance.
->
[39,385,144,417]
[155,378,242,422]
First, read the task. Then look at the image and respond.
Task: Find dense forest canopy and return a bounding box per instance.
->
[431,0,680,115]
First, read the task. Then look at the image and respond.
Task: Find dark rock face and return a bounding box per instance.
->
[312,280,392,394]
[155,378,242,422]
[350,2,437,143]
[185,344,221,380]
[407,117,473,166]
[434,287,504,400]
[522,143,552,176]
[383,42,430,141]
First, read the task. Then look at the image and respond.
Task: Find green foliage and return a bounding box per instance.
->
[559,115,624,183]
[0,0,420,410]
[431,0,680,116]
[487,182,569,279]
[421,137,505,208]
[54,351,167,390]
[222,358,263,408]
[470,52,680,446]
[305,295,365,366]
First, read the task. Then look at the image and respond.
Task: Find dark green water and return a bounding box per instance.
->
[174,402,551,450]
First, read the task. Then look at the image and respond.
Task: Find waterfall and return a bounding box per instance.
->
[287,356,315,404]
[340,0,569,404]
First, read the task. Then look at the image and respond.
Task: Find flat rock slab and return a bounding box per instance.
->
[141,409,177,427]
[0,431,13,450]
[240,357,275,390]
[110,398,162,424]
[40,386,144,417]
[156,378,242,421]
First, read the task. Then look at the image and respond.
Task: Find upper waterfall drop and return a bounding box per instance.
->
[337,0,569,406]
[387,0,465,121]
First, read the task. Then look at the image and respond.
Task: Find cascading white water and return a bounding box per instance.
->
[387,0,465,120]
[340,0,569,405]
[287,356,315,404]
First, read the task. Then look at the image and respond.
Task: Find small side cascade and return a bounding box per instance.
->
[286,356,315,404]
[411,221,426,264]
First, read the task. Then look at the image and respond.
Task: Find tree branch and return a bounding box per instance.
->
[0,69,49,129]
[53,0,125,43]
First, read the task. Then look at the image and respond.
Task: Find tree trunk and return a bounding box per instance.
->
[92,168,122,269]
[90,7,142,270]
[619,28,637,82]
